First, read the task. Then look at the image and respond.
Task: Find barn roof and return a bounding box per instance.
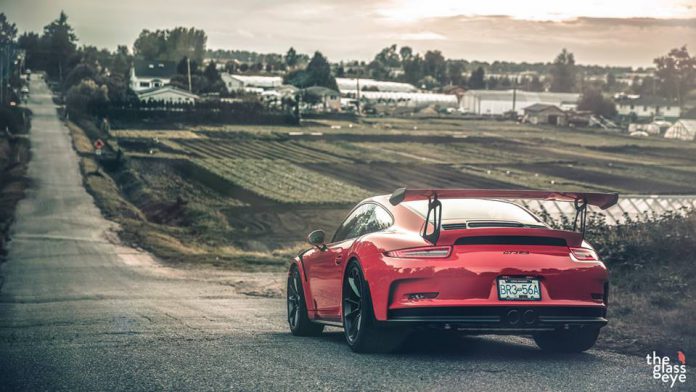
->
[136,86,199,99]
[523,103,563,113]
[462,90,579,103]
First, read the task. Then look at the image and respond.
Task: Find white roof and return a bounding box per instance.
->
[463,89,580,103]
[136,86,199,99]
[352,91,458,106]
[336,78,418,93]
[221,73,283,88]
[664,120,696,141]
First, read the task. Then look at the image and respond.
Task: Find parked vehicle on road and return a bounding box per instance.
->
[287,188,618,353]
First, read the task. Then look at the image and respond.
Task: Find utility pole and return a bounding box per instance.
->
[187,57,192,93]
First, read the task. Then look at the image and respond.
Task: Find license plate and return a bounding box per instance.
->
[497,277,541,301]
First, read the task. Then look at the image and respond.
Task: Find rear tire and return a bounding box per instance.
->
[287,265,324,337]
[533,328,599,353]
[342,261,406,353]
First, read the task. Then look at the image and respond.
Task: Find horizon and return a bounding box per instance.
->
[3,0,695,68]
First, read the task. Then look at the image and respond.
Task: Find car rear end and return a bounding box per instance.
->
[374,229,608,333]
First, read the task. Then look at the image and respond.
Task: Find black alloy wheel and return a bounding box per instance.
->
[287,266,324,336]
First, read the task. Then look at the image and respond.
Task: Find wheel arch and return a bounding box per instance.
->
[290,251,316,314]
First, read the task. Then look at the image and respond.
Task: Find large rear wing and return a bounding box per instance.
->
[388,188,619,244]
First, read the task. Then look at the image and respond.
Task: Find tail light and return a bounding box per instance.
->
[570,247,599,261]
[385,246,452,258]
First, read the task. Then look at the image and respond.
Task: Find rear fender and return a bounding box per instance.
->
[292,250,317,316]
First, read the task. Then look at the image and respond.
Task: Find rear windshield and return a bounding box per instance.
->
[403,199,543,226]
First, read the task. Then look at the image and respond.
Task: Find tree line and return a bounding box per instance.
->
[5,10,695,119]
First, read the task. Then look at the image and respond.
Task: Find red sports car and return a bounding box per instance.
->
[287,188,618,353]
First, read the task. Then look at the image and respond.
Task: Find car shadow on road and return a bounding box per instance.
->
[265,330,601,363]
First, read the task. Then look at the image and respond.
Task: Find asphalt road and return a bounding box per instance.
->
[0,78,662,391]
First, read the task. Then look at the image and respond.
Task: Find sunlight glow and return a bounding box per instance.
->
[377,0,696,22]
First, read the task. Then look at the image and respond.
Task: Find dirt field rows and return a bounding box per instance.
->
[88,118,696,258]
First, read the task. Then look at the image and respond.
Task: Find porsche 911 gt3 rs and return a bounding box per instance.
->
[287,188,618,353]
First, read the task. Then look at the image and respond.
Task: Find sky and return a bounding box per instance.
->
[2,0,695,67]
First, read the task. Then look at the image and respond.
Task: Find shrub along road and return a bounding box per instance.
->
[0,78,658,391]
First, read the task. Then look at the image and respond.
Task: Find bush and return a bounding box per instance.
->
[578,88,617,117]
[66,79,109,117]
[0,106,31,134]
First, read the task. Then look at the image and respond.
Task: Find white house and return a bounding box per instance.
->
[664,120,696,141]
[459,90,580,115]
[130,60,178,92]
[616,96,681,120]
[136,86,199,104]
[220,73,283,92]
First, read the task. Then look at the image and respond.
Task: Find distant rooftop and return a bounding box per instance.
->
[133,59,178,78]
[336,78,418,93]
[615,95,677,107]
[221,73,283,88]
[463,89,580,102]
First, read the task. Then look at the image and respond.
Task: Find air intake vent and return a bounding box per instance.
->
[442,223,468,230]
[467,221,524,228]
[455,236,567,246]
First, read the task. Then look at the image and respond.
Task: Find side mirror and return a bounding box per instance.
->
[307,230,326,250]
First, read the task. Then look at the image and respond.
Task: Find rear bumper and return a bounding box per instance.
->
[379,306,607,332]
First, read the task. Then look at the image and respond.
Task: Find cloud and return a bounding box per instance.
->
[2,0,694,66]
[397,31,447,41]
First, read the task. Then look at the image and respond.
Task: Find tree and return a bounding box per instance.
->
[654,46,696,106]
[528,75,544,92]
[374,44,401,68]
[468,66,485,89]
[176,56,198,75]
[42,11,78,80]
[111,45,131,76]
[446,61,466,86]
[18,32,41,70]
[399,46,413,62]
[403,54,423,85]
[285,47,298,68]
[577,88,617,117]
[549,49,576,92]
[203,61,220,83]
[0,13,17,45]
[133,27,207,63]
[66,79,109,116]
[304,51,336,90]
[63,63,101,91]
[423,50,446,86]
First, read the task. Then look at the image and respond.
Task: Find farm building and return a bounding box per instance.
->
[304,86,341,111]
[336,77,457,109]
[220,73,283,92]
[129,60,178,92]
[354,91,458,108]
[664,120,696,141]
[336,78,418,93]
[616,96,681,120]
[523,104,567,126]
[459,90,580,115]
[136,86,199,104]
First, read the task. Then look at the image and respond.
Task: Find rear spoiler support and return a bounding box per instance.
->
[573,197,588,239]
[422,193,442,244]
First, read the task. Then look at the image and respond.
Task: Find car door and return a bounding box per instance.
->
[308,204,375,317]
